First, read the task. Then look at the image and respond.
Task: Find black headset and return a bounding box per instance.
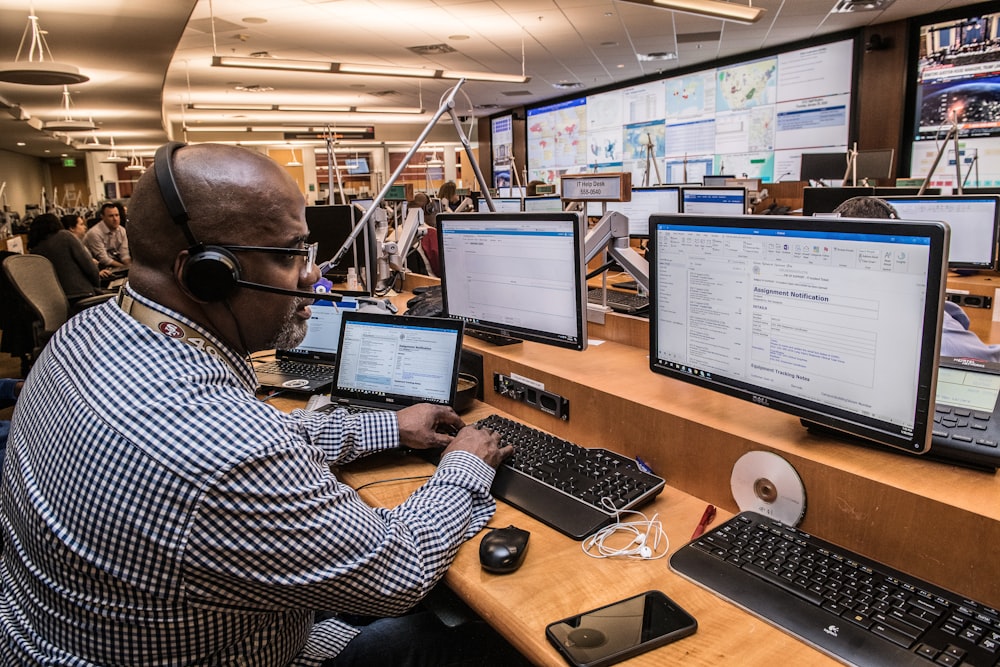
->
[153,141,320,302]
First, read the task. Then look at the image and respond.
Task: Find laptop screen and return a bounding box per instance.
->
[281,298,359,361]
[331,312,465,408]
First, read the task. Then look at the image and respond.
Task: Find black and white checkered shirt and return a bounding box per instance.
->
[1,286,496,665]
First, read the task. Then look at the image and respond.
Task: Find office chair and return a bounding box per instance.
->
[1,254,115,372]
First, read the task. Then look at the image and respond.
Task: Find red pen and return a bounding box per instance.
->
[690,504,717,540]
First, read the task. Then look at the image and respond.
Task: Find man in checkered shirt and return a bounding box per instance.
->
[1,143,522,665]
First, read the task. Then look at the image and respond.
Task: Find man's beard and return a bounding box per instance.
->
[266,298,310,350]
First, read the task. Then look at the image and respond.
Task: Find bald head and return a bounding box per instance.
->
[129,143,305,273]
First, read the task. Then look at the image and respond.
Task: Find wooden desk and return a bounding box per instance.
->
[327,403,841,667]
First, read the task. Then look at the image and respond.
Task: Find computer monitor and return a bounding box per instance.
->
[436,212,588,351]
[523,196,564,213]
[852,149,894,182]
[305,205,374,290]
[483,197,523,213]
[352,197,374,211]
[679,187,747,215]
[607,187,680,236]
[648,213,949,454]
[703,175,734,186]
[800,152,847,182]
[801,186,874,217]
[879,195,1000,271]
[344,156,370,175]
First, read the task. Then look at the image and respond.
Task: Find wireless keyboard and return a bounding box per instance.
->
[587,287,649,314]
[671,511,1000,666]
[475,414,665,539]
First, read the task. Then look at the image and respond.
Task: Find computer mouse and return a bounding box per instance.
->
[479,525,530,574]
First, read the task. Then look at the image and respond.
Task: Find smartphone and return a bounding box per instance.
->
[545,590,697,667]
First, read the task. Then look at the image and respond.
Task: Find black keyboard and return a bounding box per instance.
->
[587,288,649,314]
[671,511,1000,666]
[474,414,665,540]
[255,360,335,380]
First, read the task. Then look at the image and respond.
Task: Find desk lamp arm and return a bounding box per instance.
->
[583,210,650,292]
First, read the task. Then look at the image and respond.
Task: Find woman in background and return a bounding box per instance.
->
[28,213,106,303]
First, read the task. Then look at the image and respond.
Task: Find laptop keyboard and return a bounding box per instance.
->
[255,359,335,380]
[671,511,1000,666]
[474,414,665,540]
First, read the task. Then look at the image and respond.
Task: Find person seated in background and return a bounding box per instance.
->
[60,213,88,242]
[83,201,131,271]
[833,196,1000,362]
[0,378,22,464]
[27,214,109,303]
[437,181,461,212]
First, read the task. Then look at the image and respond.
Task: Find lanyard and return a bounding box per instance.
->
[117,290,242,377]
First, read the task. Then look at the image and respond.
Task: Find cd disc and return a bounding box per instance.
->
[730,451,806,526]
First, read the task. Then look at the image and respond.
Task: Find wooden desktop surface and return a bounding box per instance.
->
[269,282,1000,664]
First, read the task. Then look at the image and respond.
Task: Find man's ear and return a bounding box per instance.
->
[173,249,202,303]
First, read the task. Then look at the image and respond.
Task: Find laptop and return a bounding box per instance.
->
[254,297,360,392]
[322,311,465,412]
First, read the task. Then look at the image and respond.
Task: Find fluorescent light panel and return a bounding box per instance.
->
[212,55,529,84]
[187,103,424,114]
[621,0,765,24]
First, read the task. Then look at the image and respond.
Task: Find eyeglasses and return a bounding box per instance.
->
[220,242,318,275]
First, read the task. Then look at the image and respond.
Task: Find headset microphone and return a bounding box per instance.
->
[154,142,321,303]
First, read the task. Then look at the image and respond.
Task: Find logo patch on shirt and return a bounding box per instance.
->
[158,322,184,338]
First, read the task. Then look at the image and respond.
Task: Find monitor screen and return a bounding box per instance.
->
[480,197,523,213]
[680,187,747,215]
[352,198,374,211]
[648,213,949,454]
[344,156,370,175]
[436,212,588,350]
[305,205,374,289]
[523,196,564,213]
[879,195,1000,270]
[800,152,847,182]
[606,187,680,236]
[801,186,874,217]
[854,149,894,181]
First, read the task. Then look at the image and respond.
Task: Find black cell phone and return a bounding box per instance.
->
[545,590,697,667]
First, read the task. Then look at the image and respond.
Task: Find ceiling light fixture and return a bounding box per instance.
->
[186,103,424,114]
[100,137,127,163]
[285,148,303,167]
[212,56,530,84]
[0,9,90,85]
[124,152,146,172]
[75,130,111,151]
[42,86,97,132]
[618,0,765,24]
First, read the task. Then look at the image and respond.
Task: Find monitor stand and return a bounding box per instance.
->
[466,329,522,346]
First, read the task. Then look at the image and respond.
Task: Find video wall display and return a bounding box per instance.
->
[491,114,514,189]
[909,9,1000,188]
[523,38,854,187]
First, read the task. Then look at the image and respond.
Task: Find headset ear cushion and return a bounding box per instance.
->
[182,246,241,302]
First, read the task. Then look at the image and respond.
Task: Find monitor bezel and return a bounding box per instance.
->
[678,186,748,215]
[647,212,949,454]
[436,211,589,351]
[878,194,1000,271]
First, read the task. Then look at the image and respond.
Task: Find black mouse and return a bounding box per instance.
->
[479,525,530,574]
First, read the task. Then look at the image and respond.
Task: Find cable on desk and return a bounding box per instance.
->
[581,499,669,561]
[353,475,432,492]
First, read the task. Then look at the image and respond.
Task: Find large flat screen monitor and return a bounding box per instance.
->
[436,212,588,350]
[853,149,894,181]
[800,152,847,182]
[479,197,523,213]
[801,186,874,217]
[648,213,949,454]
[523,196,564,213]
[305,205,374,291]
[879,195,1000,271]
[679,187,747,215]
[607,187,680,237]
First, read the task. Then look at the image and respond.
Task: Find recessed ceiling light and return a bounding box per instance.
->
[16,142,25,146]
[601,41,619,47]
[242,17,267,24]
[553,81,584,89]
[638,52,677,61]
[449,35,470,41]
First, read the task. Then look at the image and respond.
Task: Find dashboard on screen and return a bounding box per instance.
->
[880,195,1000,270]
[436,212,588,350]
[648,213,949,454]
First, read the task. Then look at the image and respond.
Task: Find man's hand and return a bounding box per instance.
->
[397,403,465,450]
[442,424,512,469]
